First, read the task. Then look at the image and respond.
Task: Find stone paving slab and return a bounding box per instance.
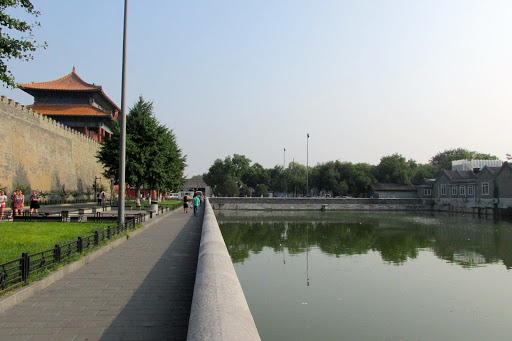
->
[0,208,203,340]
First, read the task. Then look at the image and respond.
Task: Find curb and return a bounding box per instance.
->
[0,208,178,314]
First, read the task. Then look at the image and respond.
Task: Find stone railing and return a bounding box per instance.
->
[187,200,260,341]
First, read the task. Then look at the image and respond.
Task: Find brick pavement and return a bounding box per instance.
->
[0,207,203,340]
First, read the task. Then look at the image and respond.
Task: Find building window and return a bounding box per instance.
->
[468,185,474,196]
[452,185,457,196]
[424,189,431,196]
[441,185,446,196]
[460,185,466,196]
[482,182,490,196]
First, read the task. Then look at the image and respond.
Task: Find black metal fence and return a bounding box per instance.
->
[0,213,148,295]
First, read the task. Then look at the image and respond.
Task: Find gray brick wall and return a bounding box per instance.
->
[0,96,108,194]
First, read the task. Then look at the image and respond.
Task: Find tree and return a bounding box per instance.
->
[312,161,339,194]
[411,163,437,184]
[333,180,348,196]
[285,161,307,196]
[242,163,269,189]
[239,184,251,197]
[254,184,269,197]
[231,154,251,180]
[0,1,47,88]
[429,148,499,171]
[267,165,286,193]
[217,177,239,197]
[204,154,252,195]
[97,96,185,205]
[375,154,414,184]
[203,158,227,194]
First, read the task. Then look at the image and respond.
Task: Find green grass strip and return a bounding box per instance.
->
[0,222,111,264]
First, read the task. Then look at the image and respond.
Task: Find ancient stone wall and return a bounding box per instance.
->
[0,96,107,195]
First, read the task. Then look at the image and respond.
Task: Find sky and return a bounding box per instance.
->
[3,1,511,177]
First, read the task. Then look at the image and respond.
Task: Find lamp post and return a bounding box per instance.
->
[118,0,128,225]
[94,176,101,204]
[109,175,115,206]
[306,133,309,197]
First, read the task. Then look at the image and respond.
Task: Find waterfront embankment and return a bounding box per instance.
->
[209,197,427,211]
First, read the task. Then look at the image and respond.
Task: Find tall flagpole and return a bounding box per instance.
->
[306,133,309,196]
[283,147,286,197]
[118,0,128,225]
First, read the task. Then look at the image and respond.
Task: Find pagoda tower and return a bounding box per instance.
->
[18,67,120,142]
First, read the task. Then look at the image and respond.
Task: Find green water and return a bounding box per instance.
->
[217,211,512,341]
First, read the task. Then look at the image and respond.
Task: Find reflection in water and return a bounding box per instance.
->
[218,211,512,269]
[217,211,512,341]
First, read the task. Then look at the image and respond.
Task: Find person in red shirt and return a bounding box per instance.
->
[183,193,191,213]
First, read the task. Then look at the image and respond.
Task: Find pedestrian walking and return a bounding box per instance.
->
[183,193,190,213]
[193,194,200,216]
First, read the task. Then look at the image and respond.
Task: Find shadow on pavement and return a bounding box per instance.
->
[100,208,203,341]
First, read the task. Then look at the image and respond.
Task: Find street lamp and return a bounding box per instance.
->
[118,0,128,225]
[94,175,101,203]
[109,175,115,206]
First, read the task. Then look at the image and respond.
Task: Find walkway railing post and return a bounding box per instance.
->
[53,244,61,264]
[77,237,83,253]
[20,253,29,283]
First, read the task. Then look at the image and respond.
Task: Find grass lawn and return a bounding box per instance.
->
[0,222,111,264]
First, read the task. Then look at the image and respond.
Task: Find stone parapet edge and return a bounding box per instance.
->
[0,209,177,314]
[187,200,261,341]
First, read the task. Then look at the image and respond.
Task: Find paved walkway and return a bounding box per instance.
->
[0,207,203,340]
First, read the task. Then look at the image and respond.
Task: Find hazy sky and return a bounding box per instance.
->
[3,1,511,176]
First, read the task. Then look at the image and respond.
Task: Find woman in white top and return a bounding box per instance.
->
[0,190,7,219]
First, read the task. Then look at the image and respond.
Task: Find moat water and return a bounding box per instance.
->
[217,211,512,341]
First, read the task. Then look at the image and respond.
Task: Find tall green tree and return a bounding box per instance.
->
[0,0,46,87]
[97,96,185,204]
[285,161,307,196]
[242,163,269,189]
[204,154,252,195]
[254,184,269,197]
[217,176,239,197]
[267,165,286,193]
[411,163,437,184]
[375,154,414,184]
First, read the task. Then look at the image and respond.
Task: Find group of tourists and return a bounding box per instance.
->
[183,192,204,216]
[0,189,41,219]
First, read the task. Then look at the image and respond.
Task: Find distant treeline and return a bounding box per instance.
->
[202,148,499,197]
